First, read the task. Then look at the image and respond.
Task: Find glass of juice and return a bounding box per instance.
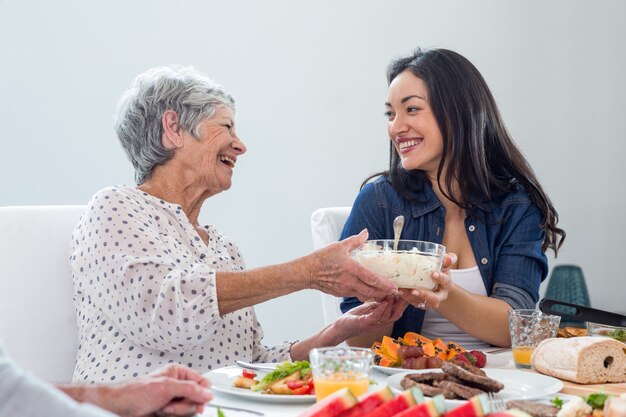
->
[508,309,561,369]
[309,346,372,401]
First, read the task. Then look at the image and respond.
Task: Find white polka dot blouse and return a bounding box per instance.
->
[70,186,292,383]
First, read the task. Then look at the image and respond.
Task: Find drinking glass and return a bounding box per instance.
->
[508,309,561,369]
[309,346,372,401]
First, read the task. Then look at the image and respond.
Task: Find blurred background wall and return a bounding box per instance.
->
[1,0,624,345]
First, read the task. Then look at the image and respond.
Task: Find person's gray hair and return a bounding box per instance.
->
[114,65,235,184]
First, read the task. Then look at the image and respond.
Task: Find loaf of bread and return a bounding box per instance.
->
[531,336,626,384]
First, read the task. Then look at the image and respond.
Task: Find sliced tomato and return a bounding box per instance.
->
[290,385,310,395]
[307,380,315,395]
[242,369,257,379]
[286,380,305,390]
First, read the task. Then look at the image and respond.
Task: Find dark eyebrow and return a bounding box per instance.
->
[401,95,425,103]
[385,95,426,107]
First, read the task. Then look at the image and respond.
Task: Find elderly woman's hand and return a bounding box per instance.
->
[308,229,398,302]
[333,296,408,338]
[398,253,457,310]
[289,296,407,360]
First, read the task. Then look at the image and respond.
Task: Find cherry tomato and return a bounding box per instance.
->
[286,380,305,389]
[290,385,310,395]
[242,369,257,379]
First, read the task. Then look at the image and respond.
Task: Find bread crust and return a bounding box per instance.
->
[531,336,626,384]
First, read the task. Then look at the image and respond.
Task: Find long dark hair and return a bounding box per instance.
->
[366,48,565,254]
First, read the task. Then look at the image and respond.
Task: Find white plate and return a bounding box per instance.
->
[206,365,316,404]
[373,365,415,375]
[386,368,563,406]
[537,393,579,405]
[373,353,510,375]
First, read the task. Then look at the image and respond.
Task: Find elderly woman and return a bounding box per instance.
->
[70,66,408,383]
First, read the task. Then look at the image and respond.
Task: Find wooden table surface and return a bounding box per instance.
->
[548,374,625,396]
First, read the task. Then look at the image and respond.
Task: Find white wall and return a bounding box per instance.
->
[1,0,624,346]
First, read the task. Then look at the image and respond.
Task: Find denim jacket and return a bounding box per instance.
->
[340,176,548,339]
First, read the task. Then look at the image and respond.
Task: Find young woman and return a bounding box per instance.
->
[341,48,565,349]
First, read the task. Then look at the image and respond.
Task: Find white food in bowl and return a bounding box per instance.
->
[353,241,444,290]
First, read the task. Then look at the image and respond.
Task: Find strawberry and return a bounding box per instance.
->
[453,353,471,365]
[462,351,477,365]
[470,350,487,368]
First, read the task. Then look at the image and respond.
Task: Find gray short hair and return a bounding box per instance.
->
[114,66,235,184]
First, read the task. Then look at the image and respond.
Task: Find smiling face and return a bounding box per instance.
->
[180,105,246,196]
[385,70,444,178]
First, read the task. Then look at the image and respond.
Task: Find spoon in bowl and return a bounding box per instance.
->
[392,215,404,251]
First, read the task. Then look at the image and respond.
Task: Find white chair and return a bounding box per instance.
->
[310,207,352,325]
[0,205,85,383]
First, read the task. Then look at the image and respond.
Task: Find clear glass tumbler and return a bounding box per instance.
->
[508,309,561,369]
[309,346,372,401]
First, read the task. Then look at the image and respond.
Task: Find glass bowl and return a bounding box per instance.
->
[352,239,446,290]
[586,322,626,343]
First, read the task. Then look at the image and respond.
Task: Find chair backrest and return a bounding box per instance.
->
[544,264,590,327]
[310,207,352,325]
[0,205,85,383]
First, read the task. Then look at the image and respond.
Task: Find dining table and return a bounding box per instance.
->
[199,349,626,417]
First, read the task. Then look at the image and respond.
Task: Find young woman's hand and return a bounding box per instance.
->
[398,253,457,310]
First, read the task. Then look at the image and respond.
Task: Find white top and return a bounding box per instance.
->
[421,266,491,350]
[70,186,291,383]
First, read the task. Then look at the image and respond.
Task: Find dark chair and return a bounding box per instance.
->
[544,264,591,327]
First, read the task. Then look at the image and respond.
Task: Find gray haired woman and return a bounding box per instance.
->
[70,66,407,383]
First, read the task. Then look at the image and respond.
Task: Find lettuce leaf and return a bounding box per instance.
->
[585,392,609,409]
[607,329,626,342]
[250,361,311,392]
[550,395,564,408]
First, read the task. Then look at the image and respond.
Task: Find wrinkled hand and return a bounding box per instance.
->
[398,253,457,310]
[105,364,213,417]
[333,296,408,338]
[309,229,398,301]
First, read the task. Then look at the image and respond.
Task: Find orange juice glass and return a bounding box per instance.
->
[508,309,560,369]
[512,346,534,367]
[313,373,369,401]
[310,347,372,401]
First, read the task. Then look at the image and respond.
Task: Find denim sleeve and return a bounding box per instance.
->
[339,182,386,313]
[339,182,387,241]
[490,202,548,309]
[492,282,536,310]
